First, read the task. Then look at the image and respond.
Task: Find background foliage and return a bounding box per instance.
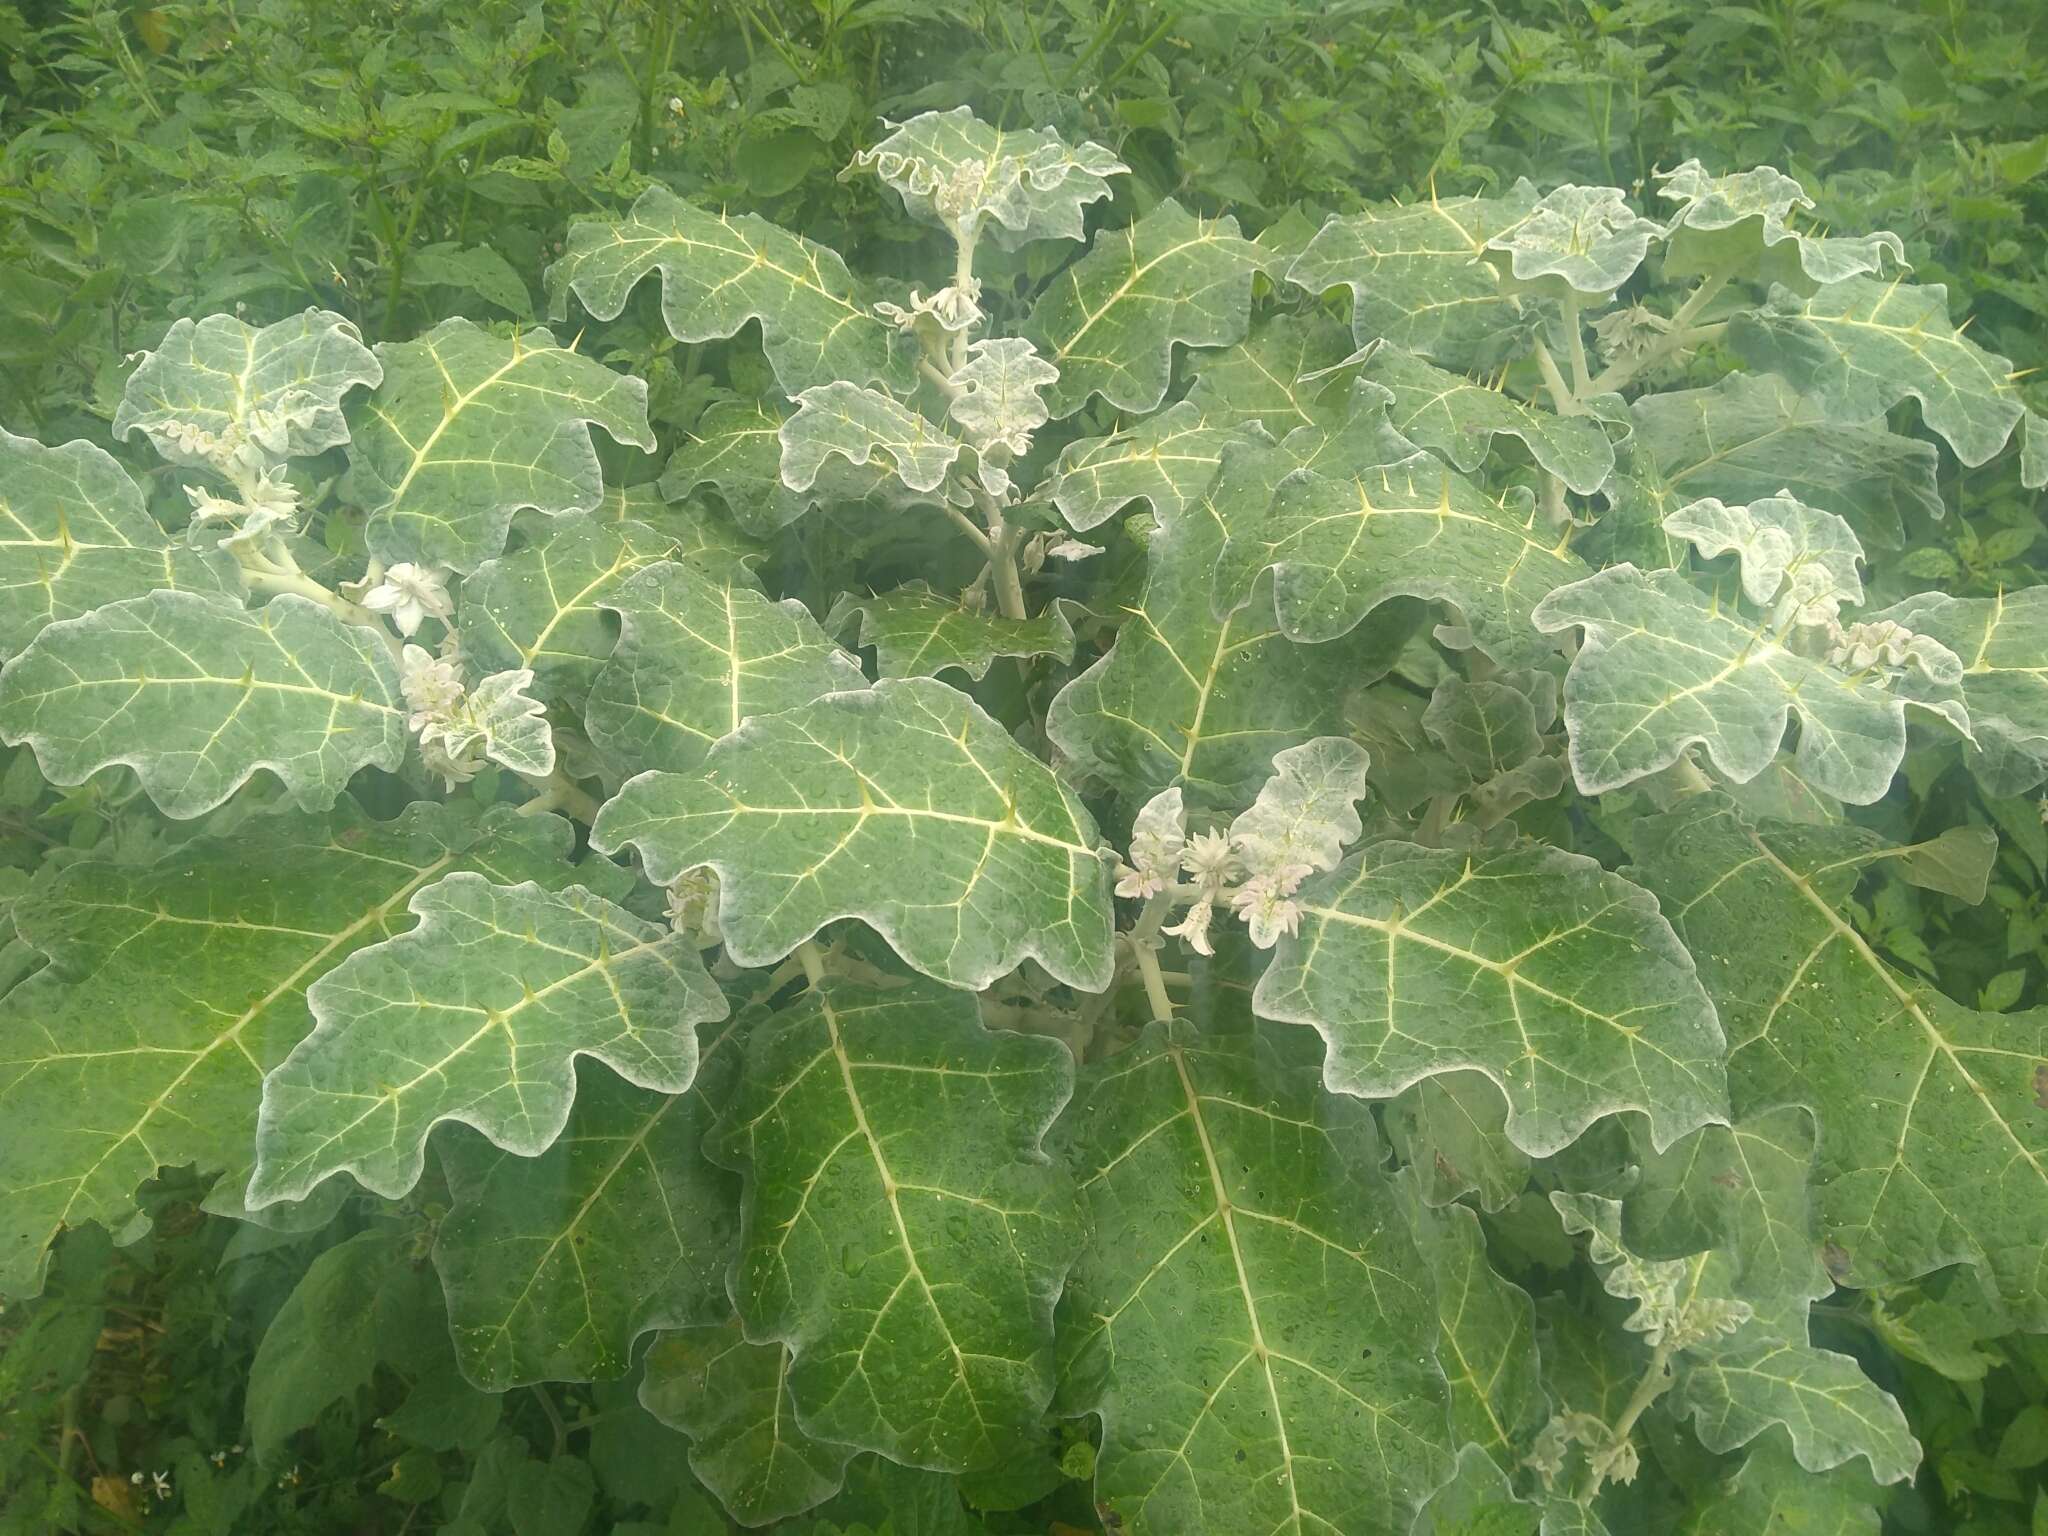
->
[4,1,2048,1532]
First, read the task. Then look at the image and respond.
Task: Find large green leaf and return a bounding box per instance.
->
[1865,587,2048,796]
[829,582,1073,681]
[1655,161,1905,286]
[660,396,890,537]
[1286,185,1541,367]
[545,185,904,394]
[1054,1015,1453,1535]
[1212,399,1588,667]
[593,676,1115,991]
[460,515,687,708]
[780,382,964,495]
[0,801,598,1298]
[710,977,1081,1471]
[111,307,381,466]
[1678,1441,1881,1536]
[1184,311,1358,436]
[0,589,405,819]
[1027,198,1265,417]
[1628,374,1942,550]
[852,107,1125,247]
[1043,401,1255,531]
[587,483,766,581]
[1048,434,1415,810]
[1731,278,2043,473]
[583,559,864,778]
[1253,840,1727,1156]
[1629,795,2048,1326]
[343,318,656,572]
[247,874,726,1208]
[640,1321,856,1525]
[433,1033,740,1390]
[0,427,234,660]
[1484,184,1664,298]
[1533,565,1966,803]
[1361,342,1618,494]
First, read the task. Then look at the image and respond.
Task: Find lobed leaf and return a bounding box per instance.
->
[247,874,726,1207]
[660,395,892,536]
[1043,401,1257,532]
[1656,161,1906,286]
[1484,184,1664,297]
[0,589,405,819]
[829,581,1074,681]
[779,381,963,495]
[594,676,1115,991]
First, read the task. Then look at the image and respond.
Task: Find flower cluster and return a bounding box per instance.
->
[400,644,554,790]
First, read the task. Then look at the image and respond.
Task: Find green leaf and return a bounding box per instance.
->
[1678,1441,1880,1536]
[1213,396,1589,667]
[711,977,1081,1471]
[1184,311,1360,437]
[1656,161,1905,286]
[1484,184,1664,298]
[661,396,892,537]
[1421,671,1556,780]
[460,515,688,709]
[1048,434,1416,809]
[1865,587,2048,796]
[408,241,535,317]
[1386,1072,1531,1213]
[1253,840,1727,1156]
[112,307,381,467]
[1053,1015,1453,1535]
[1731,278,2035,469]
[852,107,1126,247]
[0,589,405,819]
[1629,796,2048,1326]
[583,559,864,778]
[545,186,904,395]
[1534,566,1967,803]
[0,800,595,1298]
[1286,184,1541,366]
[0,425,234,661]
[780,382,964,495]
[640,1321,855,1525]
[1043,401,1255,532]
[1027,198,1265,417]
[1661,492,1865,620]
[344,318,656,572]
[1629,374,1943,550]
[1362,343,1618,494]
[588,484,766,581]
[247,874,726,1207]
[593,676,1115,991]
[433,1033,741,1390]
[829,582,1073,681]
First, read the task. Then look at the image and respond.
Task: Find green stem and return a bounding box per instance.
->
[1583,1340,1677,1499]
[1589,264,1737,395]
[1561,296,1592,395]
[515,767,601,823]
[796,940,827,988]
[1099,7,1180,93]
[240,567,402,656]
[1530,338,1583,416]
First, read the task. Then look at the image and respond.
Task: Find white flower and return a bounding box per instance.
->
[1230,872,1305,949]
[150,1470,172,1500]
[361,562,454,637]
[1116,788,1186,899]
[874,282,984,335]
[400,644,465,730]
[665,867,723,944]
[420,732,484,791]
[184,483,242,524]
[1181,830,1239,892]
[1045,538,1103,562]
[1162,898,1215,957]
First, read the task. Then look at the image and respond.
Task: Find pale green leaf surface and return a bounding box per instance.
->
[1362,343,1617,494]
[1656,161,1906,286]
[946,337,1059,456]
[1629,795,2048,1325]
[1054,1016,1453,1535]
[112,307,381,465]
[593,676,1115,991]
[829,582,1073,681]
[0,427,234,660]
[780,382,963,495]
[1731,278,2032,468]
[1866,586,2048,796]
[1253,840,1727,1156]
[852,107,1125,247]
[1286,184,1542,367]
[1184,311,1358,436]
[1421,672,1555,780]
[1386,1071,1530,1213]
[1485,185,1664,297]
[1043,401,1256,532]
[433,1035,740,1390]
[1629,374,1942,550]
[0,589,405,819]
[1661,493,1865,617]
[1048,435,1415,809]
[1678,1441,1880,1536]
[1027,199,1265,417]
[583,559,863,778]
[344,318,656,572]
[640,1321,856,1525]
[711,977,1081,1472]
[660,396,890,536]
[248,874,726,1207]
[586,483,766,580]
[460,515,688,708]
[0,800,597,1298]
[545,186,904,394]
[1228,735,1371,875]
[1533,565,1966,803]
